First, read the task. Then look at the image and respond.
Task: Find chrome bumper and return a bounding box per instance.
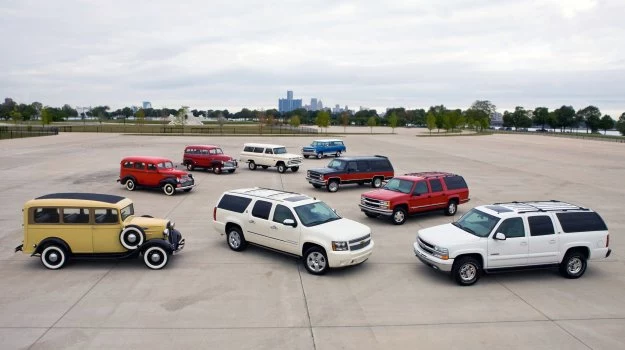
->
[173,238,185,254]
[358,204,393,216]
[176,184,195,191]
[302,150,318,156]
[306,177,326,185]
[413,242,453,272]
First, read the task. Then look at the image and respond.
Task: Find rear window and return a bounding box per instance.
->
[251,200,272,220]
[556,212,607,233]
[217,194,252,213]
[443,176,468,190]
[371,159,391,171]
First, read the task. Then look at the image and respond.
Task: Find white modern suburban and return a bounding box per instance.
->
[413,201,611,285]
[239,143,303,173]
[213,188,374,275]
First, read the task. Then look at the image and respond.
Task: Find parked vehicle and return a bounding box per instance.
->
[182,144,238,174]
[117,156,194,196]
[413,200,612,286]
[213,188,374,275]
[14,193,185,270]
[239,143,303,173]
[359,172,470,225]
[302,139,346,159]
[306,155,394,192]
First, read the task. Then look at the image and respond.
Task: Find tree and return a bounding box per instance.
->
[577,105,602,133]
[599,115,615,135]
[367,116,376,134]
[464,108,488,131]
[175,106,188,127]
[532,107,549,130]
[340,112,349,132]
[289,115,301,128]
[470,100,497,119]
[444,109,464,132]
[135,109,145,126]
[9,108,21,124]
[553,105,576,132]
[426,113,436,134]
[427,105,447,132]
[388,112,398,133]
[616,113,625,136]
[315,110,330,133]
[61,104,78,118]
[41,107,53,126]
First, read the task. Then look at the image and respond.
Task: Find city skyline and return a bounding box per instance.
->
[1,1,624,117]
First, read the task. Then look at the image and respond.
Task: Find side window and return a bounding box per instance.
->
[413,181,428,195]
[201,149,209,154]
[94,208,119,224]
[556,212,608,233]
[244,146,254,152]
[209,149,217,154]
[357,160,370,171]
[429,179,443,192]
[63,208,90,224]
[251,200,272,220]
[123,161,134,168]
[443,176,468,190]
[265,148,273,154]
[147,163,157,171]
[217,194,252,213]
[496,218,526,238]
[273,204,295,224]
[528,216,555,236]
[347,162,357,172]
[33,208,60,224]
[253,147,264,153]
[134,162,145,170]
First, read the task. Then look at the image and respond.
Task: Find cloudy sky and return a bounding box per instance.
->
[1,0,624,116]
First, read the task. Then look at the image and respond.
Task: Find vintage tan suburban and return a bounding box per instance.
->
[15,193,185,270]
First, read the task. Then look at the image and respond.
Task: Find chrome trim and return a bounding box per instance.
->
[358,204,393,215]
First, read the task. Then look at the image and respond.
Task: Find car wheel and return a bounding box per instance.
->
[335,151,341,157]
[391,207,407,225]
[312,184,322,189]
[304,155,310,159]
[143,246,169,270]
[41,245,67,270]
[213,166,222,174]
[261,165,269,169]
[444,200,458,216]
[248,162,257,170]
[371,177,383,188]
[277,164,286,173]
[120,226,145,250]
[163,183,176,196]
[559,251,587,279]
[327,180,339,192]
[125,178,136,191]
[228,169,236,173]
[227,226,247,251]
[186,163,194,171]
[316,153,323,159]
[291,166,299,172]
[364,212,379,218]
[304,246,328,275]
[452,256,481,286]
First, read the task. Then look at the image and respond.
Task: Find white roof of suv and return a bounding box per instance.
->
[227,187,317,205]
[243,143,286,149]
[478,200,589,217]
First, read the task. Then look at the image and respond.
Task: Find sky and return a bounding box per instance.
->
[1,0,624,116]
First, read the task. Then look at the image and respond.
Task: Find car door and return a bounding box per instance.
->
[145,162,161,186]
[246,200,274,247]
[60,207,94,253]
[427,178,447,209]
[92,208,124,253]
[409,180,429,213]
[526,214,559,265]
[357,160,371,182]
[345,161,359,183]
[269,204,300,254]
[487,217,529,268]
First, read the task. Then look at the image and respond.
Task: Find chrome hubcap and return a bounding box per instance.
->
[394,211,404,222]
[48,252,59,263]
[150,252,161,263]
[127,233,137,243]
[329,183,338,191]
[460,264,476,281]
[229,232,241,248]
[449,203,456,213]
[374,179,381,187]
[568,257,582,274]
[307,252,326,272]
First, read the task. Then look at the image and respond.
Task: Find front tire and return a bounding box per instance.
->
[248,161,257,170]
[560,251,587,279]
[372,177,383,188]
[125,178,136,191]
[316,153,323,159]
[444,200,458,216]
[277,163,287,173]
[391,207,407,225]
[335,151,341,157]
[327,180,339,192]
[304,247,328,275]
[304,155,310,159]
[227,226,247,251]
[41,245,67,270]
[143,246,169,270]
[291,166,299,172]
[452,256,481,286]
[213,166,222,174]
[163,183,176,196]
[120,226,145,250]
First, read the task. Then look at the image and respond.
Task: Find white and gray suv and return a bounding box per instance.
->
[213,187,374,275]
[414,201,611,285]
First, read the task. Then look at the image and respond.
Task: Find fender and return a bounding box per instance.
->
[159,177,178,187]
[300,238,330,256]
[32,237,71,256]
[326,177,341,184]
[120,175,136,185]
[141,239,174,255]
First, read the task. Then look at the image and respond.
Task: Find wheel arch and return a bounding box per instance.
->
[33,237,72,256]
[121,175,136,185]
[140,239,173,255]
[453,252,484,269]
[302,241,327,257]
[327,177,341,184]
[563,246,590,261]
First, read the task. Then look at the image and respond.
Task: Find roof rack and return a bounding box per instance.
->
[238,187,311,201]
[493,200,589,214]
[403,171,454,178]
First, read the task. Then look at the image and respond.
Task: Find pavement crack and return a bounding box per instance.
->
[297,264,317,350]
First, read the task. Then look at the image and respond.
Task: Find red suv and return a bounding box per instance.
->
[359,172,469,225]
[182,144,238,174]
[117,156,195,196]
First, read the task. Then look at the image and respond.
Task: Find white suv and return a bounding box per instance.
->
[213,188,374,275]
[240,143,303,173]
[413,201,611,285]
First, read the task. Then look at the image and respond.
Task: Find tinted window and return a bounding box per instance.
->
[497,218,525,238]
[371,159,390,171]
[244,146,254,152]
[357,160,370,171]
[429,179,443,192]
[147,163,157,171]
[123,161,134,168]
[347,162,357,172]
[63,208,90,224]
[413,181,428,195]
[273,204,295,224]
[556,212,607,233]
[253,147,264,153]
[134,162,145,170]
[33,208,60,224]
[95,208,119,224]
[443,176,468,190]
[265,148,273,154]
[217,194,252,213]
[252,200,272,220]
[528,216,555,236]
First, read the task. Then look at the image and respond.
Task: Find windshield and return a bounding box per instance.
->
[453,208,500,237]
[157,161,174,169]
[120,204,134,221]
[273,147,287,154]
[294,202,341,227]
[383,178,413,194]
[327,159,345,170]
[311,141,319,147]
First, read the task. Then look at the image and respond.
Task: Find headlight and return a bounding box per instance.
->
[176,177,181,183]
[163,228,170,237]
[432,246,449,260]
[332,241,349,251]
[381,201,390,208]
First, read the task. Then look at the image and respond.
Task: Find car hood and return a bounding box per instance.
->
[362,189,406,201]
[124,215,168,229]
[307,217,371,241]
[417,223,481,246]
[280,153,302,159]
[308,167,338,175]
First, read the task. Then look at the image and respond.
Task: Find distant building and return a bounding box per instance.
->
[142,101,152,109]
[278,90,302,113]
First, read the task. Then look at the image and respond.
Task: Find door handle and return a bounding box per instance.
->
[549,240,556,244]
[249,219,255,223]
[270,225,277,229]
[520,242,527,246]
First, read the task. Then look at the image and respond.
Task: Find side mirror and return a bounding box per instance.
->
[283,219,297,227]
[494,232,506,240]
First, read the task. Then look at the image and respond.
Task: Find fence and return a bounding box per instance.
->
[53,124,319,135]
[0,126,59,140]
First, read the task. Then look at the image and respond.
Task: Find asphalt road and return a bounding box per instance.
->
[0,128,623,350]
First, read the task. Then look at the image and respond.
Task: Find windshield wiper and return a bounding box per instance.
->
[453,222,477,235]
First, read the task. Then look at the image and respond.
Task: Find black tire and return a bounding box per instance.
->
[371,177,383,188]
[248,162,257,170]
[186,163,194,171]
[125,178,136,191]
[452,256,481,286]
[277,163,287,173]
[559,251,587,279]
[391,207,407,225]
[261,165,269,169]
[335,151,341,157]
[303,246,329,275]
[327,180,340,192]
[228,169,236,174]
[143,246,169,270]
[41,245,67,270]
[213,166,222,175]
[291,166,299,172]
[304,155,310,159]
[316,152,323,159]
[444,199,458,216]
[120,226,145,250]
[163,183,176,196]
[312,184,322,189]
[364,212,379,218]
[227,226,247,251]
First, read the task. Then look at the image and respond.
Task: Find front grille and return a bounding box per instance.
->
[288,158,303,165]
[361,197,385,208]
[308,171,323,180]
[349,234,371,251]
[418,237,435,255]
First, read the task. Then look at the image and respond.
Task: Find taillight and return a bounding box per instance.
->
[606,234,610,247]
[213,207,217,221]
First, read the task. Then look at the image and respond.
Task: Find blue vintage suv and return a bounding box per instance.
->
[302,139,346,159]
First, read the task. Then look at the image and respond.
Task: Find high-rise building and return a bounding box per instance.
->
[278,90,302,113]
[142,101,152,109]
[311,98,318,111]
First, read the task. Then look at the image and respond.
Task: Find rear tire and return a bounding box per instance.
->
[316,153,323,159]
[291,166,299,172]
[227,226,247,251]
[248,162,257,170]
[371,177,383,188]
[559,251,587,279]
[452,256,481,286]
[213,166,222,174]
[41,245,67,270]
[186,163,194,171]
[444,200,458,216]
[125,179,136,191]
[335,151,341,157]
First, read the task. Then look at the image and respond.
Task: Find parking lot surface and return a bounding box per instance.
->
[0,128,624,350]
